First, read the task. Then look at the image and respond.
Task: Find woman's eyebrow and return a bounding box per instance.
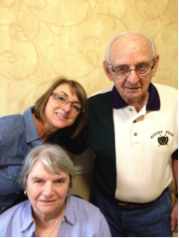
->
[54,176,67,181]
[56,91,68,97]
[31,176,43,181]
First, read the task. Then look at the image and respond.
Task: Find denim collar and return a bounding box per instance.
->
[23,106,41,143]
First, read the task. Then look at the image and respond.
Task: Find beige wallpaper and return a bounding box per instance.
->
[0,0,178,117]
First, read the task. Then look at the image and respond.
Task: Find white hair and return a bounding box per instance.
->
[105,30,157,62]
[18,144,75,190]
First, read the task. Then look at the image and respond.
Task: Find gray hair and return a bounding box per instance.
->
[18,144,75,189]
[105,30,157,62]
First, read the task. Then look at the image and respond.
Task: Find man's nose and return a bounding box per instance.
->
[126,69,139,84]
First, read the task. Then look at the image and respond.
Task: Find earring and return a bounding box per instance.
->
[24,191,27,196]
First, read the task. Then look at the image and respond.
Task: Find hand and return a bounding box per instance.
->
[170,199,178,232]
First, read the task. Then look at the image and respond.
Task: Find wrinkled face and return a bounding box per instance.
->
[44,84,80,131]
[26,160,71,217]
[104,33,159,103]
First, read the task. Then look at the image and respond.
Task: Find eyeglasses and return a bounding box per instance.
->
[108,60,154,78]
[51,92,84,113]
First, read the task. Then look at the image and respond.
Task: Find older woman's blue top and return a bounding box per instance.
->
[0,195,111,237]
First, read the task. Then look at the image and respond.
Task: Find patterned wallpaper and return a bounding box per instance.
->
[0,0,178,116]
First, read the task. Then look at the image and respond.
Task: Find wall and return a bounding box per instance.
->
[0,0,177,118]
[0,0,178,227]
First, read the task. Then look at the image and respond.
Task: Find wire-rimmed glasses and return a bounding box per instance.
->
[108,60,154,78]
[51,92,84,113]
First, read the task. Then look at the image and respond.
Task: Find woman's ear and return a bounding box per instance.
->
[103,60,114,82]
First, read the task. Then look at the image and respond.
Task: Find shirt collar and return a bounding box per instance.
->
[21,201,35,233]
[20,196,74,236]
[23,106,41,143]
[63,195,75,226]
[112,83,160,110]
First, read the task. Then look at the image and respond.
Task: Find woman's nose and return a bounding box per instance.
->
[61,101,72,112]
[43,182,54,197]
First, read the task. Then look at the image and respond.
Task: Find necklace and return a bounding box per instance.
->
[47,218,62,237]
[33,201,67,237]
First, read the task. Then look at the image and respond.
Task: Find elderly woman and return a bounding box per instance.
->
[0,144,111,237]
[0,78,88,214]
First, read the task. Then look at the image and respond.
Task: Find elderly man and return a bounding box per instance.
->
[62,31,178,237]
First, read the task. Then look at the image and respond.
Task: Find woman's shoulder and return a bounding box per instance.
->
[0,113,25,133]
[65,195,111,236]
[0,112,25,123]
[0,113,26,145]
[0,200,30,222]
[0,200,32,236]
[67,195,103,218]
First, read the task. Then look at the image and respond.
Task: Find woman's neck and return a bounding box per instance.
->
[32,201,67,237]
[32,114,57,143]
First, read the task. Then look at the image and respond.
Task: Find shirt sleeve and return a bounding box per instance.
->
[172,149,178,160]
[63,126,88,155]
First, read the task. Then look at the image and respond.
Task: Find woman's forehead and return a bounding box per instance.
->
[54,84,79,100]
[28,160,67,178]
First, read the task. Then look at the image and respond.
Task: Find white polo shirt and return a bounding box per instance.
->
[87,83,178,203]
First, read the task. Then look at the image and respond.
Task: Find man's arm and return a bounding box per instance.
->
[62,146,78,159]
[170,158,178,232]
[63,126,88,158]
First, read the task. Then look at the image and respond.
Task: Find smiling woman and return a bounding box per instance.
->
[34,78,88,139]
[0,77,88,214]
[0,144,111,237]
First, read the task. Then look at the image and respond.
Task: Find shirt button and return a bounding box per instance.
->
[133,120,137,123]
[17,192,19,194]
[2,207,5,210]
[134,133,138,136]
[129,108,133,111]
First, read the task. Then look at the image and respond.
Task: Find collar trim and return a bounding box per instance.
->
[112,83,160,111]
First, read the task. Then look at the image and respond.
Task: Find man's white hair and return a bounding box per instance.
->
[105,30,157,62]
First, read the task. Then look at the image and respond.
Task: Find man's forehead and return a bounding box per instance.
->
[113,33,150,46]
[109,34,153,62]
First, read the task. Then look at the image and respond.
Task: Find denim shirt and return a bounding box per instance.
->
[0,107,43,213]
[0,195,111,237]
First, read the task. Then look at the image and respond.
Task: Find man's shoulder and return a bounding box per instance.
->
[89,86,113,98]
[154,83,178,95]
[153,83,178,104]
[89,86,113,106]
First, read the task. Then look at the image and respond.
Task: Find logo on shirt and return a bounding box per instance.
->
[150,130,174,147]
[158,134,168,146]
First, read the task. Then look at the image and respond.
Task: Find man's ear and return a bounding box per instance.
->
[152,54,159,77]
[103,60,114,81]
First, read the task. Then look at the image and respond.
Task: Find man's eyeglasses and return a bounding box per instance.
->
[51,92,84,114]
[108,60,154,78]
